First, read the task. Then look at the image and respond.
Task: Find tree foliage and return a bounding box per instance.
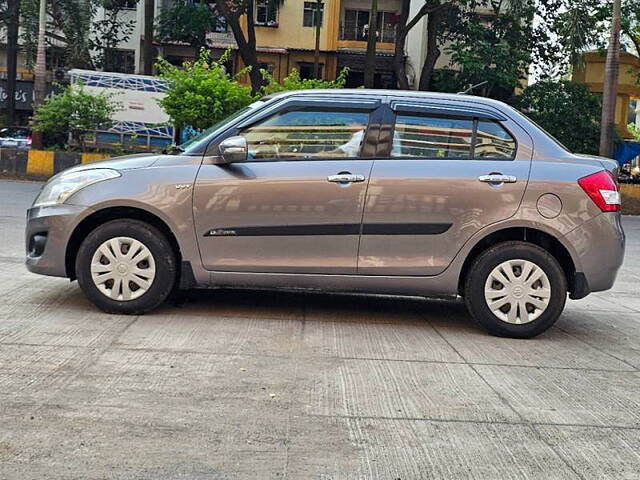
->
[539,0,640,77]
[213,0,284,94]
[19,0,138,70]
[261,68,350,95]
[516,80,602,155]
[156,49,255,130]
[92,0,138,71]
[156,0,219,57]
[34,83,117,149]
[433,0,546,101]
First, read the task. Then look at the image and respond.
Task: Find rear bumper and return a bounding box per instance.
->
[25,204,92,278]
[563,212,625,294]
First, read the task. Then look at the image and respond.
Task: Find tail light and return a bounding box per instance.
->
[577,170,621,212]
[26,136,32,146]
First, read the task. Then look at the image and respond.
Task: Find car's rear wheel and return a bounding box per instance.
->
[76,219,177,314]
[464,241,567,338]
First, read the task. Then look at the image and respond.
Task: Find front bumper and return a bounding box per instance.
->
[563,212,625,293]
[25,204,93,278]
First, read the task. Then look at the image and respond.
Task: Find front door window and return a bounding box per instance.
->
[239,109,370,160]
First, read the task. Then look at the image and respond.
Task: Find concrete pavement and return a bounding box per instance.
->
[1,179,639,479]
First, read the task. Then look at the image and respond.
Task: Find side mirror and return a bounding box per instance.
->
[218,136,248,164]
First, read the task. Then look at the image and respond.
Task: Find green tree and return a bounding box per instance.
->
[19,0,137,71]
[214,0,283,95]
[437,0,543,101]
[600,0,622,157]
[92,0,139,72]
[545,0,640,75]
[143,0,154,74]
[261,67,349,95]
[156,49,255,130]
[516,80,602,155]
[34,83,117,150]
[0,0,21,124]
[156,0,218,59]
[364,0,378,88]
[393,0,453,90]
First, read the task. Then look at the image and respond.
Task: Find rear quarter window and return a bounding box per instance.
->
[475,120,517,159]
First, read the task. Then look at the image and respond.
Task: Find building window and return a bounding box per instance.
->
[377,11,396,43]
[298,62,322,80]
[105,0,137,10]
[255,0,278,26]
[303,1,324,27]
[213,16,228,33]
[342,9,396,43]
[113,49,135,73]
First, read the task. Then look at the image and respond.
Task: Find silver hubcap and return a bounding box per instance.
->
[484,259,551,325]
[90,237,156,301]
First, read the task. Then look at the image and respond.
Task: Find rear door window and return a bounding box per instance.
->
[390,112,517,160]
[391,115,474,158]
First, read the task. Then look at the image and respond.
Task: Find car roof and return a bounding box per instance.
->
[264,89,510,110]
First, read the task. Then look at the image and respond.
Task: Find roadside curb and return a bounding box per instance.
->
[0,148,111,179]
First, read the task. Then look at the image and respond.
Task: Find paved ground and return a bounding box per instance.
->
[1,179,639,480]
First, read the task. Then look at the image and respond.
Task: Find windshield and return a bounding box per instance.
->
[180,100,267,154]
[0,128,30,138]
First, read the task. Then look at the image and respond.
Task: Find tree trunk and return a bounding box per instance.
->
[394,0,410,90]
[418,6,444,91]
[364,0,378,88]
[313,0,322,79]
[599,0,622,158]
[142,0,154,75]
[32,0,48,149]
[6,0,20,125]
[216,0,263,95]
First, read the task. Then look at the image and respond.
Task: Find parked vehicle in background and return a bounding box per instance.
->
[68,69,174,151]
[25,90,625,338]
[0,127,32,149]
[619,164,640,184]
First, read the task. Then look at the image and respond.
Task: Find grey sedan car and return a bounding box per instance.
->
[25,90,625,338]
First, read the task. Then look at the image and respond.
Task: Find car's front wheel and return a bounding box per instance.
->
[464,241,567,338]
[76,219,177,314]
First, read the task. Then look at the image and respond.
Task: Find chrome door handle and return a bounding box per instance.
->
[478,174,517,184]
[327,174,365,183]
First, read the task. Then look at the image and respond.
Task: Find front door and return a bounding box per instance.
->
[358,102,532,275]
[193,105,376,274]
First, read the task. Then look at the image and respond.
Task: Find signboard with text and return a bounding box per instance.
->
[0,80,56,111]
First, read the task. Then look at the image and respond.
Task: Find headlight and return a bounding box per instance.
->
[33,168,121,207]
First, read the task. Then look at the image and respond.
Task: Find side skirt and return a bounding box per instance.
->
[208,270,459,298]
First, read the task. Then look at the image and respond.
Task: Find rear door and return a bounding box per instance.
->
[193,97,382,274]
[358,99,532,275]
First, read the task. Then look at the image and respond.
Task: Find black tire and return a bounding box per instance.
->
[463,241,567,339]
[76,219,177,315]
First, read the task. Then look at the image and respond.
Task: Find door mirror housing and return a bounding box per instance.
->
[218,136,248,164]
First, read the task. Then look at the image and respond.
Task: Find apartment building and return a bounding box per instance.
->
[88,0,404,87]
[218,0,402,88]
[573,51,640,140]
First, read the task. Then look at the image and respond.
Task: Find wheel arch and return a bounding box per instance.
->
[65,206,182,280]
[457,226,581,298]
